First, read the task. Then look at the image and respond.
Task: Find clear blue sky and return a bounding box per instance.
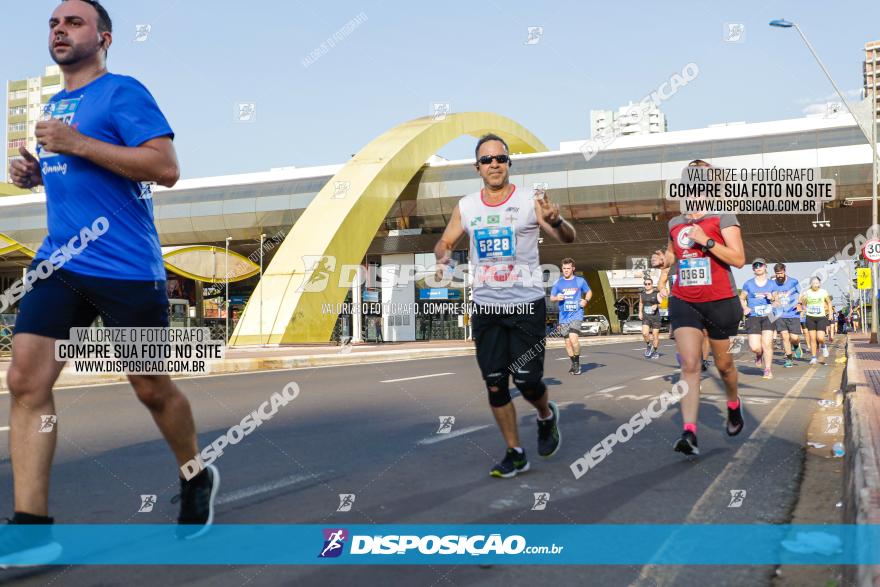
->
[3,0,879,181]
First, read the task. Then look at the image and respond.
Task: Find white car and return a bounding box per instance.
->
[622,315,643,334]
[580,315,610,336]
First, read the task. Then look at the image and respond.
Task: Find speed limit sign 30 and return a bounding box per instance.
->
[864,239,880,263]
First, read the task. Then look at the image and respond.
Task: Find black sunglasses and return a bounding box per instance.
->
[752,262,765,269]
[477,154,510,165]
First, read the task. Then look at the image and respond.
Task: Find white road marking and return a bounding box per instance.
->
[215,474,317,506]
[585,385,625,398]
[0,426,8,432]
[635,363,821,585]
[417,424,491,445]
[597,385,626,394]
[641,374,666,381]
[380,372,454,383]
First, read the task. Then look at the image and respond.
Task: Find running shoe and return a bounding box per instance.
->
[537,401,561,458]
[762,369,773,379]
[726,401,745,436]
[701,359,709,372]
[490,448,530,478]
[568,363,577,375]
[809,357,817,366]
[754,353,763,368]
[644,344,653,358]
[784,358,793,368]
[0,519,62,568]
[793,345,803,359]
[650,352,661,360]
[673,431,699,456]
[572,363,581,375]
[175,464,220,540]
[822,345,829,358]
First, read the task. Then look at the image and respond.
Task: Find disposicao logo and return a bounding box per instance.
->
[319,529,348,558]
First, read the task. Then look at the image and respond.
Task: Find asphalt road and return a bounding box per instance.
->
[0,336,839,586]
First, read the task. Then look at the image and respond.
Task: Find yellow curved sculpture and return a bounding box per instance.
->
[0,236,258,284]
[163,245,259,284]
[229,112,547,345]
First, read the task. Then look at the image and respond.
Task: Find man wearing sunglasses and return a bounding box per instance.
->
[639,278,662,358]
[434,133,576,478]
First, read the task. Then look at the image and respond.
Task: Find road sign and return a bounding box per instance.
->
[863,239,880,263]
[857,267,872,290]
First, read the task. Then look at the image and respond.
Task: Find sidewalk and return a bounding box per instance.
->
[843,333,880,587]
[0,333,645,390]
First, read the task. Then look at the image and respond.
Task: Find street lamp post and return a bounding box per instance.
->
[259,233,265,346]
[770,18,880,342]
[224,236,232,343]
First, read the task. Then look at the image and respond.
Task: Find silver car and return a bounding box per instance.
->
[580,314,610,336]
[622,315,643,334]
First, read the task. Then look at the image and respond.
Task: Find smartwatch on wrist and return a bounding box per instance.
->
[550,218,564,229]
[701,238,716,253]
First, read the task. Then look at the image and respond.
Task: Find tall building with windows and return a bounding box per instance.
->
[590,102,667,139]
[5,65,63,192]
[864,40,880,118]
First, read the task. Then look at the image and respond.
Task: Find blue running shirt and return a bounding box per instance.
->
[34,73,173,280]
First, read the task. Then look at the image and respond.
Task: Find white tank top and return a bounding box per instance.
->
[459,184,544,305]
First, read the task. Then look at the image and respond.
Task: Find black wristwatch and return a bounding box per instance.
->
[550,218,564,229]
[701,238,716,253]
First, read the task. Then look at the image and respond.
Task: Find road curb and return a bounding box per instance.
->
[843,337,880,587]
[0,334,644,390]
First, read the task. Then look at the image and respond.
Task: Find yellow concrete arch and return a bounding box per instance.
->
[230,112,548,345]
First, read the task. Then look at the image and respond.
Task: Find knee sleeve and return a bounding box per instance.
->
[512,369,546,402]
[485,374,512,407]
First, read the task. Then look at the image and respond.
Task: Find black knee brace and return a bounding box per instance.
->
[512,369,546,403]
[485,373,512,407]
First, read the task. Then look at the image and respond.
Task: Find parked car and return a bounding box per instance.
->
[621,315,643,334]
[580,314,610,336]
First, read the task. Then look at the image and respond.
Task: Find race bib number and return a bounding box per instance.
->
[754,305,769,317]
[474,227,515,263]
[807,303,823,315]
[644,304,656,315]
[37,98,81,159]
[563,300,578,312]
[678,258,711,287]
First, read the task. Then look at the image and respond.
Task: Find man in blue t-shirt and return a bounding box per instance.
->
[770,262,803,367]
[550,258,592,374]
[5,0,216,559]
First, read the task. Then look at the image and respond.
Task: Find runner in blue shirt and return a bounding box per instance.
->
[550,258,592,374]
[4,0,216,563]
[770,263,803,367]
[739,258,777,379]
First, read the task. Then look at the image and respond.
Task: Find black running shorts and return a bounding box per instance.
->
[805,315,829,332]
[14,266,169,340]
[668,296,742,340]
[472,298,546,384]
